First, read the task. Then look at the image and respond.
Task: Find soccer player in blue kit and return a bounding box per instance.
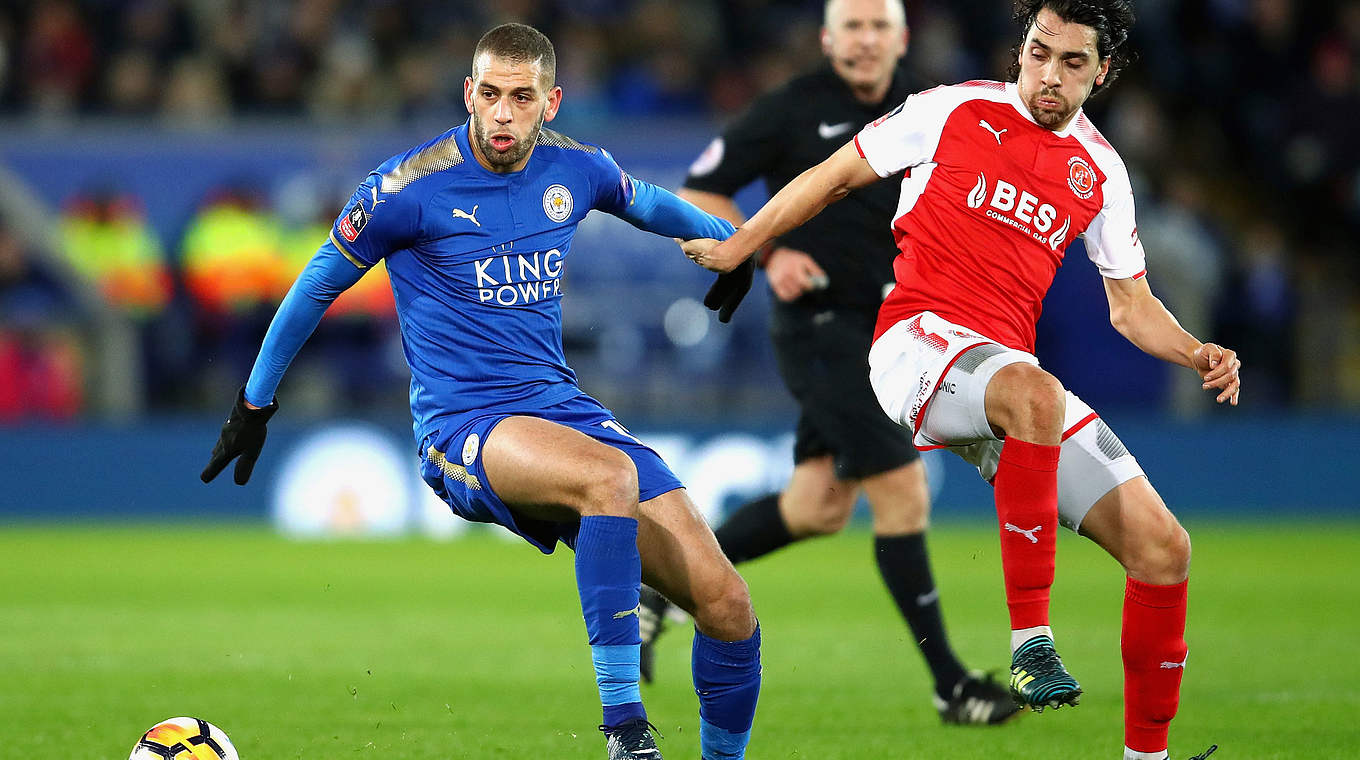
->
[200,23,761,760]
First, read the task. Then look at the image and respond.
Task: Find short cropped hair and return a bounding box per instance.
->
[1007,0,1136,97]
[472,23,557,89]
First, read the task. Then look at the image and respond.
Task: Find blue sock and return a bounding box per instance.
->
[576,515,645,727]
[693,624,761,760]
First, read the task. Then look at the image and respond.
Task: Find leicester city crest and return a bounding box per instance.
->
[461,433,480,467]
[542,184,573,223]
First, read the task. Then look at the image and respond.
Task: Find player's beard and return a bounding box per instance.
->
[471,110,545,171]
[1026,87,1075,130]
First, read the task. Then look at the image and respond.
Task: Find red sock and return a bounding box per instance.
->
[1123,577,1189,754]
[993,437,1060,629]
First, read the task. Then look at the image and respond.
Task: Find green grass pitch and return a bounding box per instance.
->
[2,519,1357,759]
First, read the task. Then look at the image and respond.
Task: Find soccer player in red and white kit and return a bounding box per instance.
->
[688,2,1235,758]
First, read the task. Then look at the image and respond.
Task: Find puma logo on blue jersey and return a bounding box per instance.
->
[452,205,480,227]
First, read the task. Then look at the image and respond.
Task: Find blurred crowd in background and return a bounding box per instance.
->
[1,0,1357,424]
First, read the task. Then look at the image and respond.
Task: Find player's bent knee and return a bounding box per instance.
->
[783,489,856,537]
[801,501,854,536]
[577,448,640,518]
[1129,519,1192,585]
[989,364,1065,440]
[692,571,756,641]
[1014,372,1065,424]
[1165,523,1192,579]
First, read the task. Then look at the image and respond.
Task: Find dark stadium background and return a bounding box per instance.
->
[1,0,1356,527]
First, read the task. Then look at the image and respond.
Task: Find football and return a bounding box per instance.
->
[128,717,239,760]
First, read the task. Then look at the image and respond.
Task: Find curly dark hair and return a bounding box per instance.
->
[1005,0,1136,97]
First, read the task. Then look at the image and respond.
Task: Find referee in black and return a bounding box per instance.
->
[641,0,1019,725]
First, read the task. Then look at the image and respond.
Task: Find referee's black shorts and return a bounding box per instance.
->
[770,303,920,481]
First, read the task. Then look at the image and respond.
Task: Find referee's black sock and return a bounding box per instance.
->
[714,493,795,564]
[874,532,968,700]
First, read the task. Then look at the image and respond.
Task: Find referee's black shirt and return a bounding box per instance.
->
[683,63,927,314]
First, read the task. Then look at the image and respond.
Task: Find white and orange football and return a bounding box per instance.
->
[128,717,239,760]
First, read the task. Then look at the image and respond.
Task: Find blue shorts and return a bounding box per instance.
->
[418,392,683,554]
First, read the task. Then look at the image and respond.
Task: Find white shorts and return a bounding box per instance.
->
[868,312,1145,531]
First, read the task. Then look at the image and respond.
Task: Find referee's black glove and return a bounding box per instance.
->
[201,386,279,485]
[703,257,755,323]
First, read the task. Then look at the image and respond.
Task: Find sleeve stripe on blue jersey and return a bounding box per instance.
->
[329,231,370,270]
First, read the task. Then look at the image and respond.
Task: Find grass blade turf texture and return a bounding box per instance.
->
[1,520,1356,759]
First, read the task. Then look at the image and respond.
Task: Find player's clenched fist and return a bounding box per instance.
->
[678,237,721,267]
[1193,342,1241,406]
[680,237,755,323]
[682,236,750,273]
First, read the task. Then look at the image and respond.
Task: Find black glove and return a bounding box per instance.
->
[703,257,755,323]
[201,386,279,485]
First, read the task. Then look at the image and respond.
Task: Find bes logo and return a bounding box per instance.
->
[1067,156,1096,199]
[966,172,1072,252]
[967,173,989,209]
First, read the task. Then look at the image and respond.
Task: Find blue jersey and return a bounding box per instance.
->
[246,120,734,444]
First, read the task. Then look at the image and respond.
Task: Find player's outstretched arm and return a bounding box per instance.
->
[672,189,759,321]
[1103,275,1241,405]
[201,242,365,484]
[673,189,827,314]
[687,141,880,274]
[617,178,737,242]
[676,188,748,229]
[614,179,760,322]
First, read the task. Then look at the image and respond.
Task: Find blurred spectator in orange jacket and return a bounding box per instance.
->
[58,189,172,319]
[179,186,290,316]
